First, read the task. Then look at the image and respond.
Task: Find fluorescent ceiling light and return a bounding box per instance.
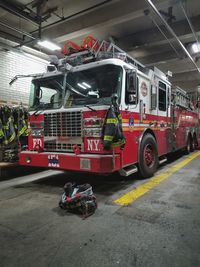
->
[191,42,200,54]
[37,40,61,51]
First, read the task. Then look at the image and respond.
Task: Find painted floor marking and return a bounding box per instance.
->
[114,151,200,206]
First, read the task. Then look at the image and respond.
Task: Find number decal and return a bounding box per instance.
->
[33,138,42,148]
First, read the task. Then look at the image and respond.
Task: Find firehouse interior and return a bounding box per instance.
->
[0,0,200,266]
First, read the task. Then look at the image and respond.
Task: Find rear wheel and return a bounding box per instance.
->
[191,138,195,152]
[138,134,158,178]
[193,134,198,150]
[185,135,192,154]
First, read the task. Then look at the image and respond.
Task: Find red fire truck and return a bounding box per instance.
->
[19,38,200,178]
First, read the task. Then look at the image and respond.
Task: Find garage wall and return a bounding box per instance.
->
[0,50,47,106]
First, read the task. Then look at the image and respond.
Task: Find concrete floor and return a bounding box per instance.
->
[0,152,200,267]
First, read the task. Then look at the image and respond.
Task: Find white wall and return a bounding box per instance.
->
[0,50,47,106]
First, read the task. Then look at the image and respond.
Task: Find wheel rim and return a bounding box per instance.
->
[144,144,155,168]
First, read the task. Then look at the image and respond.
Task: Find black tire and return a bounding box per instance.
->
[138,134,158,178]
[191,138,195,152]
[193,134,198,150]
[185,135,192,154]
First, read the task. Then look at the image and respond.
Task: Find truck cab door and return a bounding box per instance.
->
[125,70,138,106]
[157,81,174,152]
[157,81,167,119]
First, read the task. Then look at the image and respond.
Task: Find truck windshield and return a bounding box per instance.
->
[64,64,122,107]
[29,75,64,111]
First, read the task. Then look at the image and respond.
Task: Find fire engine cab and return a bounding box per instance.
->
[19,37,200,178]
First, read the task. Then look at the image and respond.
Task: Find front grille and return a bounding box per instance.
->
[44,111,82,137]
[44,111,83,152]
[44,143,82,152]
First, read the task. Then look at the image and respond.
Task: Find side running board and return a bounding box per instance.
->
[119,165,138,177]
[159,157,167,165]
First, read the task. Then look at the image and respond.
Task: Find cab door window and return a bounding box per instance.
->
[158,81,166,111]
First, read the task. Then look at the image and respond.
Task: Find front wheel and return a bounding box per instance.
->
[138,134,158,178]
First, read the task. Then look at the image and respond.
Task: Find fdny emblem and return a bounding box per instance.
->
[141,82,148,97]
[129,118,134,132]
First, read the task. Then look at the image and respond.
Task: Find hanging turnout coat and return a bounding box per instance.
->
[0,117,4,143]
[103,105,126,150]
[13,107,28,138]
[1,106,16,145]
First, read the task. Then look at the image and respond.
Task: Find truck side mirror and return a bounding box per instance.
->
[35,87,43,105]
[39,88,43,99]
[127,71,137,94]
[126,70,138,104]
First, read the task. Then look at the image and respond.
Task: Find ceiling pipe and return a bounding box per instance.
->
[30,0,113,34]
[179,1,200,49]
[145,0,200,73]
[0,30,22,42]
[0,0,40,26]
[144,9,181,58]
[0,41,49,62]
[15,39,37,48]
[0,21,36,40]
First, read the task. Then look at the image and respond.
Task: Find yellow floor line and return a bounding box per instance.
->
[114,151,200,206]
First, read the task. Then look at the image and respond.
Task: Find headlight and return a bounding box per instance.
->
[84,117,103,137]
[84,118,103,128]
[84,128,102,137]
[25,157,31,163]
[30,129,43,137]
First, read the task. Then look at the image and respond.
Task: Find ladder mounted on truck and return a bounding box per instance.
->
[173,86,199,111]
[60,36,146,72]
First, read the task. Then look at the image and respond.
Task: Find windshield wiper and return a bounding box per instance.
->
[84,105,97,112]
[33,107,44,116]
[33,103,48,116]
[66,82,87,98]
[33,101,62,115]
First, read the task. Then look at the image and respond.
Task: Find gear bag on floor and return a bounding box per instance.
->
[59,183,97,218]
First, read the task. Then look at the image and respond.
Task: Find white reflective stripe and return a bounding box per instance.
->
[122,123,129,127]
[122,123,150,127]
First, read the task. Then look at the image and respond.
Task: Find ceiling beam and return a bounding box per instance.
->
[130,35,200,71]
[137,50,180,65]
[0,21,35,40]
[0,30,22,44]
[161,71,200,94]
[171,81,200,92]
[172,69,200,81]
[129,31,200,59]
[0,0,40,25]
[169,68,200,91]
[34,0,169,42]
[118,14,200,50]
[152,56,200,73]
[0,39,49,61]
